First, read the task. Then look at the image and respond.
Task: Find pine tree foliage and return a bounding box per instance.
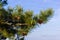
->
[0,0,53,39]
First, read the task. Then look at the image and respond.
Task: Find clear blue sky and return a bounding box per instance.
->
[6,0,60,40]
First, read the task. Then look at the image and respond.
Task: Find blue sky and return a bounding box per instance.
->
[6,0,60,40]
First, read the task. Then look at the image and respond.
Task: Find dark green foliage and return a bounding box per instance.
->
[0,0,7,6]
[0,0,53,39]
